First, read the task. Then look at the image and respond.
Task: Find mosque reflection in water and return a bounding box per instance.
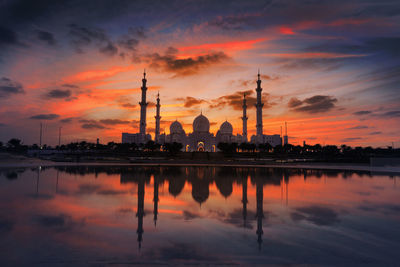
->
[53,166,371,251]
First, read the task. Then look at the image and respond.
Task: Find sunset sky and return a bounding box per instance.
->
[0,0,399,147]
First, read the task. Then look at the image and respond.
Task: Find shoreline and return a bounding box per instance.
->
[1,160,399,174]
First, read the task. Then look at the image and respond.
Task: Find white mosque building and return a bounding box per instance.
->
[122,71,286,151]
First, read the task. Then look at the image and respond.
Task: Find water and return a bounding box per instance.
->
[0,166,399,265]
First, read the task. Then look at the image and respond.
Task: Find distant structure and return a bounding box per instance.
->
[122,71,288,149]
[283,122,288,146]
[157,113,243,152]
[242,93,248,142]
[154,92,161,143]
[255,69,263,136]
[122,71,151,144]
[250,71,282,147]
[139,70,148,136]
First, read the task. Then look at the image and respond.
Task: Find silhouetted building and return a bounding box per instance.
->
[255,178,264,250]
[242,93,248,142]
[155,92,161,143]
[122,71,151,144]
[123,71,286,148]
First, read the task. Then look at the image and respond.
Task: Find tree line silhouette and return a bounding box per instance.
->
[1,138,399,162]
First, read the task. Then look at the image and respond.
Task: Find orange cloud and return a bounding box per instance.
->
[280,26,295,35]
[263,52,366,59]
[64,65,135,83]
[178,38,267,53]
[327,18,374,27]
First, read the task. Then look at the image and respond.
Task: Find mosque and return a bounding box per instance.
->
[122,71,287,151]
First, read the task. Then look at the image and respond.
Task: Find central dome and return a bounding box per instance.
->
[219,121,233,135]
[193,113,210,133]
[170,120,183,134]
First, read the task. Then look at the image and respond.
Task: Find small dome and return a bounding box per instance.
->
[170,120,183,134]
[193,114,210,133]
[219,121,233,135]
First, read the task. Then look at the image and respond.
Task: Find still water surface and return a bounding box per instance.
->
[0,166,399,265]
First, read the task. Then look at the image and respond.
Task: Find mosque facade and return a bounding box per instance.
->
[122,71,287,151]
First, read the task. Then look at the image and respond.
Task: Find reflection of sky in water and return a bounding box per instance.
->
[0,167,399,265]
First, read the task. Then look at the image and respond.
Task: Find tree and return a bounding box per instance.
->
[7,138,22,149]
[258,143,272,153]
[163,142,183,155]
[217,142,238,154]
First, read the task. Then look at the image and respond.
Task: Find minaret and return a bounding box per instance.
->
[242,93,248,142]
[153,175,159,227]
[255,70,264,136]
[242,175,248,228]
[255,178,264,251]
[139,70,148,140]
[136,176,145,250]
[154,92,161,143]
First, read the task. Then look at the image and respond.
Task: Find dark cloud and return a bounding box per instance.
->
[341,137,362,142]
[30,113,60,120]
[62,84,79,88]
[291,205,340,226]
[37,30,56,46]
[45,89,71,99]
[0,26,20,47]
[279,58,344,71]
[148,47,229,76]
[236,74,280,88]
[99,41,118,56]
[118,37,139,51]
[288,95,337,113]
[99,119,130,125]
[60,117,74,123]
[0,123,6,127]
[34,213,85,232]
[0,77,25,98]
[121,103,136,109]
[206,12,262,31]
[81,123,106,129]
[128,26,146,38]
[348,125,369,130]
[68,23,118,56]
[369,131,382,135]
[380,110,400,118]
[209,90,273,111]
[353,110,372,116]
[176,97,208,108]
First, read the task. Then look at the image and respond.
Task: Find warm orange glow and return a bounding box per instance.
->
[179,38,267,53]
[64,65,135,83]
[280,26,295,35]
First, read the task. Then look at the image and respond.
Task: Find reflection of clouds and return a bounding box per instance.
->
[117,208,133,214]
[33,213,85,232]
[144,242,218,263]
[0,217,14,235]
[76,183,129,196]
[291,206,340,226]
[26,193,54,200]
[222,208,256,229]
[358,203,400,215]
[182,210,200,221]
